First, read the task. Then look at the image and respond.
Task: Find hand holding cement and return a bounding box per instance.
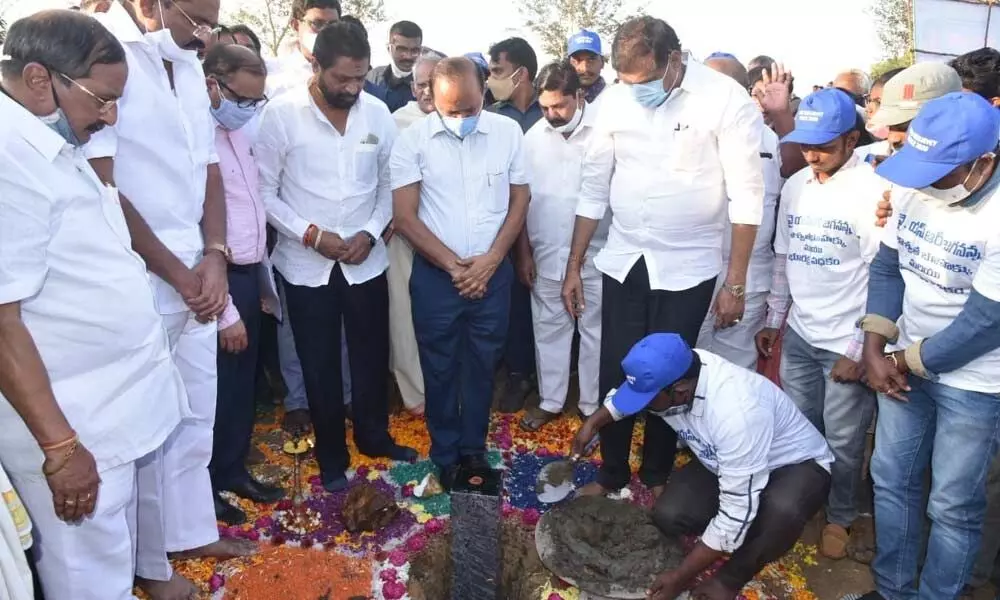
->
[646,569,685,600]
[571,420,599,459]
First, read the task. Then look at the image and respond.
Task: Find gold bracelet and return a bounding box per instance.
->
[42,439,79,477]
[40,433,78,452]
[313,229,324,250]
[886,352,899,369]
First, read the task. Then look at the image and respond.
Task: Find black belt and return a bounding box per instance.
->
[227,262,261,274]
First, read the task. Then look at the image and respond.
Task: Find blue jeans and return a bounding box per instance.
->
[871,377,1000,599]
[779,327,875,528]
[411,255,511,468]
[277,277,351,412]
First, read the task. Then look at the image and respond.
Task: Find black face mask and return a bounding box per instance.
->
[318,79,359,109]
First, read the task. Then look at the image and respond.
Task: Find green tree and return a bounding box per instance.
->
[517,0,645,59]
[341,0,386,24]
[870,0,913,60]
[870,53,914,79]
[227,0,293,57]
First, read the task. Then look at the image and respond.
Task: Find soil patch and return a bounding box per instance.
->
[537,496,684,596]
[408,519,552,600]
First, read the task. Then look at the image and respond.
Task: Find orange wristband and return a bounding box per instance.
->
[303,224,319,248]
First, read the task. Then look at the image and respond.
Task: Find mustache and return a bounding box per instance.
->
[85,122,106,134]
[183,39,206,51]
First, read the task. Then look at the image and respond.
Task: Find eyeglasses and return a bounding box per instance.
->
[302,18,335,33]
[864,94,881,109]
[171,1,222,39]
[216,78,268,109]
[57,72,117,116]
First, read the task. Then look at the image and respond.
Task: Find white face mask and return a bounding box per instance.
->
[391,62,413,79]
[921,156,991,205]
[300,31,318,55]
[552,102,584,134]
[146,28,194,63]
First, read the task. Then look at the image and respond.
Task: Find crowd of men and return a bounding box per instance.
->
[1,0,1000,599]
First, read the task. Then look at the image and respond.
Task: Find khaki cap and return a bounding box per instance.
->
[870,62,963,128]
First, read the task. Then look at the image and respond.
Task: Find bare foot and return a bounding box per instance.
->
[169,537,258,560]
[691,576,739,600]
[577,481,610,497]
[650,484,665,500]
[136,573,198,600]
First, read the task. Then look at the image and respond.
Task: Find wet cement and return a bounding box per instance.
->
[537,496,684,596]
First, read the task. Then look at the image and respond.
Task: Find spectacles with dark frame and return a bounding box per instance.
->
[215,78,268,109]
[56,72,117,116]
[302,18,335,33]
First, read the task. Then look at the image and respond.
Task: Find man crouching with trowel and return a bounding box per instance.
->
[572,333,834,599]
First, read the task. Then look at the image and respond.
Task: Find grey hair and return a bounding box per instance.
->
[415,48,445,70]
[839,68,872,94]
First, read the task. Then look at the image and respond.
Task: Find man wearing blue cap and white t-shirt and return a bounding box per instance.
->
[572,333,832,600]
[846,92,1000,600]
[756,87,884,560]
[567,29,606,103]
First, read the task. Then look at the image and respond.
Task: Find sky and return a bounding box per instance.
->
[4,0,882,90]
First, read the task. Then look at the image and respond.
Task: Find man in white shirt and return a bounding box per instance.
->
[83,0,259,573]
[386,51,443,417]
[756,88,882,560]
[563,16,765,497]
[572,334,832,600]
[257,22,416,493]
[517,61,607,431]
[697,54,783,369]
[0,12,190,598]
[391,57,530,488]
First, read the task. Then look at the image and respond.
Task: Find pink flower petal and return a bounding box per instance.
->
[388,549,408,567]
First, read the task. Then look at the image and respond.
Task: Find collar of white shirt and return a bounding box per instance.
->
[805,152,861,185]
[3,95,65,162]
[427,109,494,138]
[98,1,147,44]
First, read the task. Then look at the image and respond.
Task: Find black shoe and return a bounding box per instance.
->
[437,464,459,493]
[222,477,285,504]
[839,593,886,600]
[214,494,246,525]
[323,472,349,493]
[498,373,529,413]
[361,443,418,463]
[460,453,490,472]
[345,403,354,422]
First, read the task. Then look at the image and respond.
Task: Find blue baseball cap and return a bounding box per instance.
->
[610,333,694,417]
[567,29,602,57]
[876,92,1000,189]
[706,51,738,61]
[781,88,858,146]
[464,52,488,73]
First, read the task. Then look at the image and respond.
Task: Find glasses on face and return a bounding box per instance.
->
[172,1,221,40]
[216,78,268,109]
[57,72,117,116]
[303,18,335,33]
[863,94,881,109]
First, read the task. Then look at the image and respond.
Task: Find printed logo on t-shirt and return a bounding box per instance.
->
[896,210,983,294]
[785,213,856,267]
[676,428,719,466]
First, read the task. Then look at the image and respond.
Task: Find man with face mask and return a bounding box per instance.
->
[846,92,1000,600]
[755,88,885,560]
[83,0,259,585]
[391,57,530,490]
[256,22,416,494]
[517,60,608,431]
[565,16,765,500]
[365,20,421,113]
[201,43,285,526]
[572,333,832,600]
[0,10,191,599]
[487,37,543,414]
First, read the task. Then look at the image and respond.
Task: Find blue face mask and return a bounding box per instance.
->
[40,109,83,147]
[632,62,682,109]
[212,95,258,131]
[439,112,480,139]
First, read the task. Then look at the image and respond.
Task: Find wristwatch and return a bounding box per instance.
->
[723,283,746,299]
[205,243,233,262]
[364,231,377,247]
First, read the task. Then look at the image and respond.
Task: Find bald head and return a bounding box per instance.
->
[705,56,749,89]
[431,57,484,118]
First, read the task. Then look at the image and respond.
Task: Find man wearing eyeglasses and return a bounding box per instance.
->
[366,20,422,113]
[266,0,341,102]
[81,1,259,595]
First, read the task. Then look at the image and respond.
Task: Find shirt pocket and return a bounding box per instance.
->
[665,126,714,173]
[352,144,379,194]
[482,168,510,214]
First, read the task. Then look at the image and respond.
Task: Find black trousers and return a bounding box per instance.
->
[652,459,831,589]
[596,258,716,490]
[282,266,392,481]
[209,263,262,489]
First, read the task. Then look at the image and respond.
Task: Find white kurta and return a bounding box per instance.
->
[0,465,32,600]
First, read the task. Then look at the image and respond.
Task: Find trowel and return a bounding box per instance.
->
[536,435,600,504]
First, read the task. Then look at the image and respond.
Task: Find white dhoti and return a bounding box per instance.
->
[11,448,170,599]
[531,275,603,416]
[161,310,219,552]
[386,236,424,412]
[0,465,32,600]
[696,282,768,370]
